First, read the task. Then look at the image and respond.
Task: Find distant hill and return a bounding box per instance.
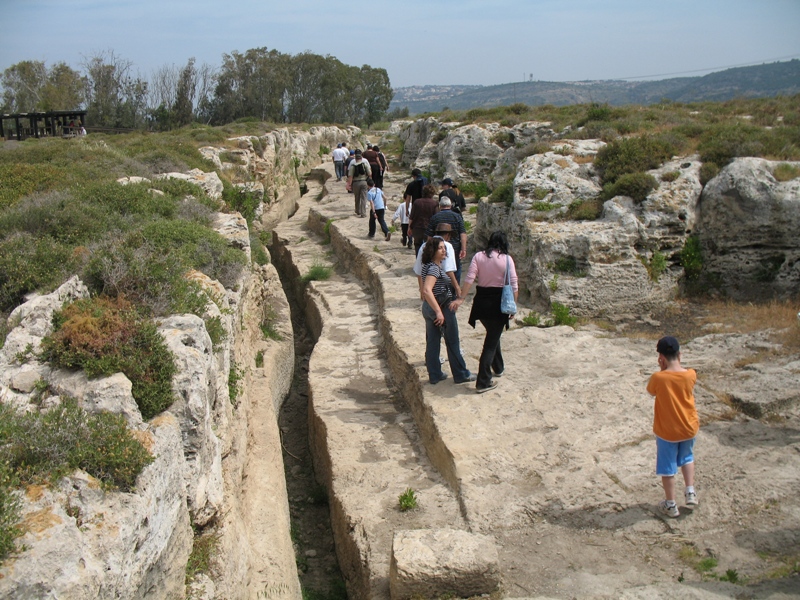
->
[390,60,800,114]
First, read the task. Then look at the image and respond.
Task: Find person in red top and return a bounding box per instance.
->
[646,336,699,518]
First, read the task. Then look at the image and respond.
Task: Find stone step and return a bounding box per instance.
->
[272,177,465,600]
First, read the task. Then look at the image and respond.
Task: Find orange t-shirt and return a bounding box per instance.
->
[646,369,698,442]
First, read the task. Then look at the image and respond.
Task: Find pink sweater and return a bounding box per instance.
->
[464,252,518,290]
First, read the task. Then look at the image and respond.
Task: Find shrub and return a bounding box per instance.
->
[680,236,703,281]
[553,255,585,275]
[594,136,675,185]
[697,122,765,166]
[533,201,558,211]
[40,296,177,420]
[186,526,220,584]
[0,461,21,562]
[660,170,681,182]
[491,131,515,148]
[459,181,490,199]
[490,180,514,206]
[551,302,577,326]
[0,163,67,209]
[302,263,332,283]
[643,251,668,282]
[0,398,153,491]
[699,162,720,186]
[222,180,259,224]
[532,187,550,200]
[773,163,800,182]
[602,172,658,202]
[228,363,243,408]
[566,198,604,220]
[398,488,418,511]
[521,312,540,327]
[515,141,552,160]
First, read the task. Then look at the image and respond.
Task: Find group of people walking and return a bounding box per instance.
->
[332,154,700,513]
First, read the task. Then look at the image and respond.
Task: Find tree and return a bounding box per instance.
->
[173,58,197,127]
[83,50,148,129]
[40,63,85,111]
[1,60,47,112]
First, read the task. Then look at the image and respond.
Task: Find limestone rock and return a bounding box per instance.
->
[0,414,192,600]
[158,314,224,527]
[696,157,800,299]
[155,169,224,202]
[116,176,152,185]
[213,211,252,263]
[48,370,144,428]
[389,529,500,600]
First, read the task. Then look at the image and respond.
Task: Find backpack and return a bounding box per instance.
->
[353,161,367,177]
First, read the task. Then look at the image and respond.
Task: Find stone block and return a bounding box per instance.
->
[390,529,500,600]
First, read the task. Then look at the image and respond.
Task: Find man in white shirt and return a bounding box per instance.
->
[332,144,348,181]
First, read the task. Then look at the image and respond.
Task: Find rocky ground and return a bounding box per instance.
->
[274,160,800,599]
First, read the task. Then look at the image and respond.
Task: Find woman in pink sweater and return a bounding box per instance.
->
[452,231,518,393]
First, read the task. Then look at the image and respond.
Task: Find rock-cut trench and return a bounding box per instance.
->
[270,186,347,599]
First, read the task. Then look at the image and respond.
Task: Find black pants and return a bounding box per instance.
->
[370,165,383,188]
[369,208,389,237]
[401,223,410,246]
[476,317,505,389]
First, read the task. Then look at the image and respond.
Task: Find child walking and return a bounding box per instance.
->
[367,178,391,241]
[646,336,699,518]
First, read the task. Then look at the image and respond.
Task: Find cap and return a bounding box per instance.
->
[355,149,362,155]
[440,178,454,186]
[435,222,453,233]
[337,143,342,147]
[656,336,680,354]
[439,197,452,207]
[411,168,422,176]
[350,150,355,155]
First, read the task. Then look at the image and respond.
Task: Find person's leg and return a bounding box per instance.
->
[476,319,504,389]
[368,211,377,237]
[656,437,679,505]
[661,475,676,502]
[377,209,389,236]
[401,223,409,246]
[441,306,471,382]
[681,462,695,489]
[492,334,504,375]
[422,303,445,383]
[413,231,423,256]
[454,257,462,285]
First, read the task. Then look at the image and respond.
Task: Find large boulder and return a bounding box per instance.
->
[696,157,800,299]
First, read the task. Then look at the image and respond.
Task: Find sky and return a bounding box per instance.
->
[1,0,799,89]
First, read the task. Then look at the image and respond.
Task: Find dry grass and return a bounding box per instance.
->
[572,155,595,164]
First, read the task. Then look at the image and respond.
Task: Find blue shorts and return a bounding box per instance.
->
[655,436,695,476]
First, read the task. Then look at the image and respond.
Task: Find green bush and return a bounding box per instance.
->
[0,398,153,491]
[459,181,490,199]
[41,296,177,420]
[551,302,577,326]
[566,198,604,220]
[699,162,720,186]
[532,187,550,200]
[773,163,800,182]
[594,136,675,185]
[660,170,681,182]
[222,180,260,224]
[602,172,658,202]
[680,236,703,281]
[643,251,668,282]
[697,122,764,166]
[0,163,68,209]
[533,201,558,211]
[0,461,21,563]
[490,180,514,206]
[302,263,332,283]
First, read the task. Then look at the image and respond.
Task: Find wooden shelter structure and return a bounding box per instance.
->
[0,110,88,141]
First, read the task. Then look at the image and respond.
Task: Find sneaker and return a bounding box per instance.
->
[493,370,504,378]
[476,381,498,394]
[429,373,448,385]
[658,500,679,518]
[439,356,446,364]
[456,374,477,384]
[685,491,698,506]
[385,232,391,242]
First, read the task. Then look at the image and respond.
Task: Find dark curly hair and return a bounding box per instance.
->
[421,237,442,264]
[422,183,438,198]
[485,230,509,257]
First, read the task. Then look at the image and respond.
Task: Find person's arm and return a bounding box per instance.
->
[422,274,444,325]
[459,233,467,259]
[451,280,471,311]
[448,272,461,299]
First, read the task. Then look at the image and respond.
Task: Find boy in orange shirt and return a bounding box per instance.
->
[646,336,699,518]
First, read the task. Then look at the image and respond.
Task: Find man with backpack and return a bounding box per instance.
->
[348,149,373,217]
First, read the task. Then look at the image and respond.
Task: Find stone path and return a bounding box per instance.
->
[272,164,800,599]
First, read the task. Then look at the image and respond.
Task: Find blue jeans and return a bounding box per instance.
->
[334,160,344,180]
[421,301,471,384]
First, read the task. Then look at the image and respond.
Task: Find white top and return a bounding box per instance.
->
[392,201,411,225]
[332,147,348,161]
[413,240,457,275]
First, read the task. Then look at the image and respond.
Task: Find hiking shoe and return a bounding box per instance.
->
[658,500,679,518]
[476,381,498,394]
[385,232,391,242]
[456,374,477,384]
[429,373,448,385]
[493,370,504,378]
[685,491,698,506]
